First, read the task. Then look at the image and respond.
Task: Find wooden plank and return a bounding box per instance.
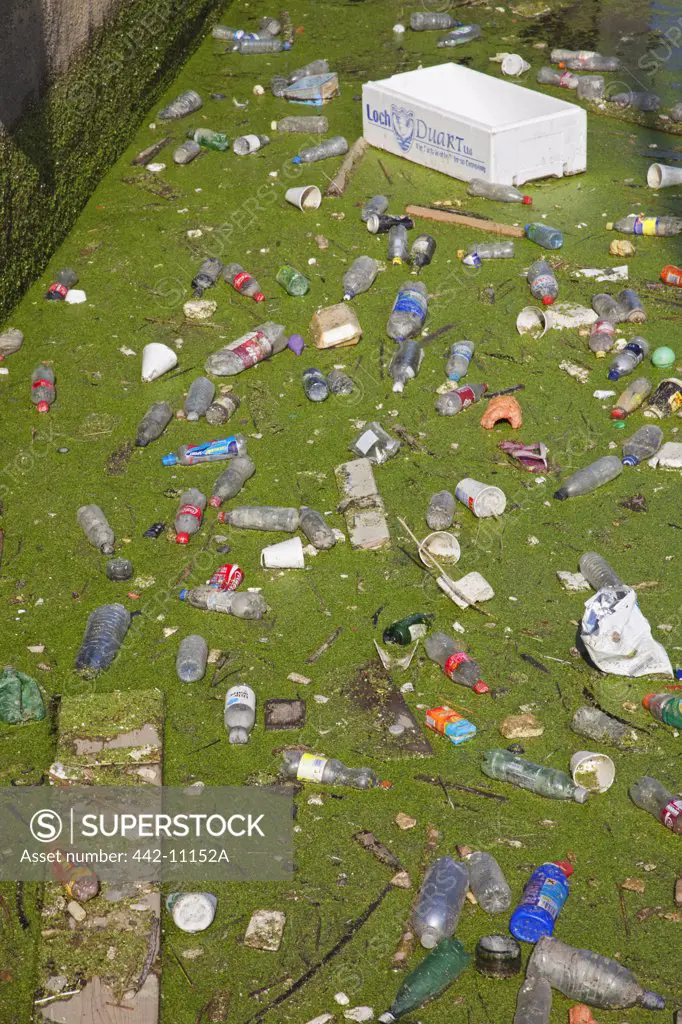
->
[325,136,369,197]
[405,204,525,237]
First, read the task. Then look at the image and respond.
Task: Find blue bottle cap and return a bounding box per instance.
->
[607,369,619,381]
[283,41,292,49]
[162,453,178,466]
[291,155,302,164]
[622,455,638,466]
[178,589,189,601]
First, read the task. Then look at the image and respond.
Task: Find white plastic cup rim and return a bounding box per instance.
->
[501,53,530,75]
[516,305,548,337]
[285,185,322,210]
[569,751,615,793]
[418,531,461,566]
[455,478,507,518]
[261,535,305,568]
[646,162,682,188]
[169,892,217,932]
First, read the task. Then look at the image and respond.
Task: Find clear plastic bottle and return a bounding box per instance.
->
[260,16,281,34]
[618,287,646,323]
[233,133,270,156]
[176,634,208,683]
[209,454,255,508]
[446,341,475,381]
[46,268,78,300]
[75,604,131,673]
[299,507,336,550]
[630,777,682,834]
[222,263,265,302]
[205,322,288,376]
[424,632,489,693]
[462,241,514,266]
[367,213,414,235]
[158,90,202,120]
[0,327,23,358]
[303,367,329,402]
[411,234,437,271]
[136,401,173,447]
[184,377,215,421]
[162,435,247,466]
[467,179,532,204]
[388,224,410,266]
[670,102,682,122]
[350,422,401,463]
[514,976,552,1024]
[387,281,428,340]
[218,506,299,532]
[361,195,389,222]
[528,936,665,1010]
[481,749,589,802]
[174,488,206,545]
[607,214,682,235]
[272,115,328,133]
[276,265,309,296]
[426,490,456,529]
[212,25,249,40]
[328,368,354,395]
[189,127,229,152]
[527,259,558,305]
[608,337,649,381]
[206,392,241,426]
[389,340,424,392]
[233,38,289,53]
[437,24,482,46]
[525,223,563,248]
[435,382,488,416]
[179,585,267,619]
[509,862,572,941]
[31,364,55,413]
[281,749,377,789]
[558,54,620,71]
[270,59,330,96]
[466,851,512,914]
[410,11,458,29]
[644,692,682,728]
[192,258,223,297]
[588,320,616,358]
[611,91,660,111]
[379,939,470,1023]
[342,256,381,300]
[174,140,201,165]
[611,377,651,419]
[553,455,623,500]
[570,706,636,748]
[537,67,578,88]
[622,424,663,465]
[77,505,115,555]
[291,136,348,164]
[578,552,624,589]
[412,857,469,948]
[224,685,256,744]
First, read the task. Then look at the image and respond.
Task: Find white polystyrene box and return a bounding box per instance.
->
[362,63,586,186]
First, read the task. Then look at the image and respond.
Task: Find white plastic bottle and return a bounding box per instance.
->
[224,685,256,744]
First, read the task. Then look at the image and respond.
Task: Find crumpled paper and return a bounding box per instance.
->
[499,440,548,472]
[580,586,672,677]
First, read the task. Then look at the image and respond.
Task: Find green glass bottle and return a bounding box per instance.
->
[189,128,230,152]
[382,613,432,646]
[276,264,310,296]
[378,938,471,1022]
[643,692,682,728]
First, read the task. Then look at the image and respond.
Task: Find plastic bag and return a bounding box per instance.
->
[0,667,46,724]
[580,587,672,678]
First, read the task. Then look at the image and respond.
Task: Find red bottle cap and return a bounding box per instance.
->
[522,195,532,205]
[642,692,656,709]
[208,496,222,508]
[473,680,490,694]
[610,408,625,420]
[553,860,574,877]
[254,292,265,302]
[176,532,190,545]
[217,510,226,523]
[542,295,554,305]
[36,401,49,413]
[558,61,566,68]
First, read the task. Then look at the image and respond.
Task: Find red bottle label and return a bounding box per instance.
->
[177,504,202,520]
[455,385,476,408]
[233,271,253,292]
[48,282,68,298]
[230,331,269,369]
[32,379,53,389]
[209,563,244,591]
[444,652,472,677]
[559,71,573,87]
[661,798,682,830]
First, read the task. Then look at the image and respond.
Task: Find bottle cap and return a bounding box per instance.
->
[291,155,302,164]
[642,692,656,709]
[162,453,178,466]
[36,401,49,413]
[254,291,265,302]
[176,532,190,545]
[542,295,554,305]
[343,292,352,301]
[607,369,620,381]
[558,61,566,68]
[283,41,291,49]
[229,727,249,745]
[392,380,404,393]
[270,120,278,130]
[473,680,490,694]
[553,860,575,877]
[573,786,589,804]
[622,454,638,466]
[610,408,624,419]
[391,257,403,266]
[420,926,440,949]
[179,589,189,601]
[522,195,532,204]
[456,249,465,258]
[553,488,568,501]
[208,496,222,508]
[605,222,614,231]
[524,224,531,233]
[595,351,606,358]
[217,510,227,523]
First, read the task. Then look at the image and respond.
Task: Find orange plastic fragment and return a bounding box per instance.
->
[480,394,523,430]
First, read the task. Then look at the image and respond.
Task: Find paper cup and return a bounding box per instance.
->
[501,54,530,76]
[261,536,305,568]
[516,306,548,338]
[418,531,461,566]
[285,185,322,211]
[455,478,507,518]
[570,751,615,794]
[141,342,178,382]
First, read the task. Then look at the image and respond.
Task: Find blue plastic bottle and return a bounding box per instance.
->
[525,223,564,249]
[509,861,573,943]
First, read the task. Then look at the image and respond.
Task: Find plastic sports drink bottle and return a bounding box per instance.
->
[608,337,649,380]
[509,862,573,942]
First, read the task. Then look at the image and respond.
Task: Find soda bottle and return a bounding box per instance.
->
[643,692,682,728]
[608,337,649,381]
[280,749,377,789]
[0,327,23,359]
[527,259,558,305]
[387,281,428,340]
[342,256,381,300]
[509,862,573,942]
[617,287,646,323]
[525,223,563,248]
[426,490,456,529]
[205,322,287,376]
[424,632,489,693]
[224,685,256,744]
[514,976,552,1024]
[303,367,329,402]
[466,851,512,914]
[218,506,299,531]
[481,750,589,802]
[175,488,206,544]
[630,776,682,833]
[173,140,201,164]
[410,11,459,29]
[184,377,215,421]
[77,505,115,555]
[570,706,636,749]
[588,320,616,358]
[233,134,270,156]
[437,24,482,46]
[299,507,336,550]
[136,401,173,446]
[387,224,410,265]
[162,435,247,466]
[276,265,310,296]
[75,604,131,674]
[176,635,208,682]
[578,552,624,589]
[389,340,423,393]
[461,241,515,265]
[31,364,55,412]
[446,341,475,381]
[205,392,241,426]
[158,89,202,120]
[207,563,244,591]
[557,53,620,70]
[361,195,389,222]
[611,91,660,111]
[233,38,290,53]
[606,214,682,235]
[378,939,470,1023]
[188,127,229,151]
[622,424,663,465]
[410,234,437,271]
[412,857,469,947]
[467,179,532,204]
[179,585,267,618]
[192,258,223,297]
[536,67,578,88]
[610,377,651,419]
[553,455,623,500]
[291,136,348,164]
[383,613,432,646]
[577,75,605,99]
[45,268,78,301]
[591,297,624,331]
[366,213,414,235]
[327,368,354,395]
[272,115,328,133]
[435,382,488,416]
[222,263,265,302]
